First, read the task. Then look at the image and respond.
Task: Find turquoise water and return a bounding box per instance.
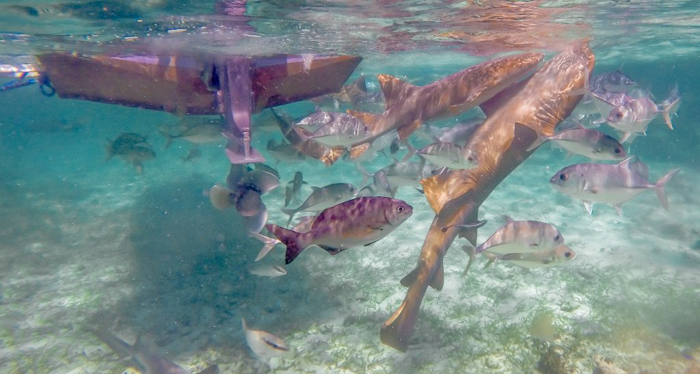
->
[1,1,699,373]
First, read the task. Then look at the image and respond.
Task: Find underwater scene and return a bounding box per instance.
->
[1,1,699,373]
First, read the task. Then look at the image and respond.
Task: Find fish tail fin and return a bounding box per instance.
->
[159,130,173,149]
[654,168,680,210]
[401,142,417,163]
[266,224,306,264]
[250,232,279,261]
[461,245,476,277]
[209,185,234,210]
[280,207,296,228]
[660,89,681,130]
[377,74,415,110]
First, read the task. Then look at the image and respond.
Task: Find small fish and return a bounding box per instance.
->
[607,88,680,142]
[268,197,413,264]
[362,160,432,197]
[304,113,370,148]
[88,329,218,374]
[499,244,576,268]
[416,141,478,170]
[105,133,156,174]
[527,126,627,160]
[160,118,224,148]
[250,264,287,278]
[416,118,484,145]
[295,111,336,133]
[475,216,564,255]
[281,183,357,227]
[266,139,307,164]
[311,75,384,109]
[284,171,306,207]
[242,319,289,360]
[550,156,680,215]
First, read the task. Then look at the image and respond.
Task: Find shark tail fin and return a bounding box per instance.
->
[654,168,680,210]
[377,74,415,110]
[266,224,307,264]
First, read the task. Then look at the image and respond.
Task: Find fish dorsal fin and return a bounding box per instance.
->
[378,74,415,110]
[310,186,321,191]
[501,215,515,224]
[617,155,638,168]
[353,75,367,92]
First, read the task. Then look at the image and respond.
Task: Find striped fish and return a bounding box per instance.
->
[267,197,413,264]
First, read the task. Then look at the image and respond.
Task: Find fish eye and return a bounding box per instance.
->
[615,111,623,119]
[559,173,568,182]
[554,234,560,241]
[564,252,571,258]
[397,206,404,213]
[614,148,622,154]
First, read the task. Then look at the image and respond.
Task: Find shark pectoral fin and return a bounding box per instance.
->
[430,261,444,291]
[319,245,344,255]
[377,74,415,110]
[461,245,476,276]
[349,143,371,159]
[400,267,419,287]
[397,119,423,141]
[322,147,344,166]
[583,201,594,215]
[436,193,471,228]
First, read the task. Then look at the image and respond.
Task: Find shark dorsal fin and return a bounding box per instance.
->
[377,74,415,110]
[353,74,367,92]
[347,109,381,132]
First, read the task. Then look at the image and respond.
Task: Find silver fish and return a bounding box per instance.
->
[305,112,370,148]
[284,171,306,207]
[88,329,218,374]
[475,216,564,255]
[527,126,627,160]
[160,118,224,148]
[499,245,576,268]
[295,111,336,132]
[267,197,413,264]
[417,141,478,170]
[250,264,287,278]
[550,156,680,215]
[242,319,289,360]
[105,133,156,175]
[607,89,680,142]
[416,118,484,145]
[365,160,432,197]
[281,183,356,227]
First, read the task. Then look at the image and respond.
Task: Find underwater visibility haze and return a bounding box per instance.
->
[1,1,700,373]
